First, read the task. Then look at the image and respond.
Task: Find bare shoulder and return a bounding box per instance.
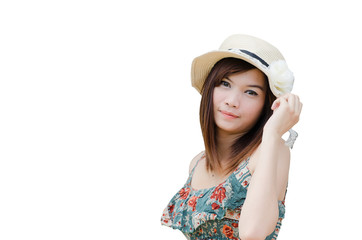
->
[189,151,205,174]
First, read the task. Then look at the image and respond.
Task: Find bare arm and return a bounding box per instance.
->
[238,93,302,240]
[238,135,290,239]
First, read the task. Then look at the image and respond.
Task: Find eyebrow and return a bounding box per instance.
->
[225,77,265,91]
[247,84,265,91]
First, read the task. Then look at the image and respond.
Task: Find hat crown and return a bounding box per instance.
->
[219,34,285,66]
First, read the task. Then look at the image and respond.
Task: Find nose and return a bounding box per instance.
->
[224,92,239,108]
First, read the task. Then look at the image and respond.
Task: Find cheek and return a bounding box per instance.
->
[212,89,223,108]
[242,100,264,120]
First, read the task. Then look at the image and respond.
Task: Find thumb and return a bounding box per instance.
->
[271,96,287,110]
[271,99,280,110]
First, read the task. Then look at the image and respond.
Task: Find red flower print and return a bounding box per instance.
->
[231,222,238,228]
[222,225,234,238]
[243,180,248,186]
[211,203,220,210]
[168,204,174,213]
[187,195,198,211]
[179,187,190,199]
[211,185,226,203]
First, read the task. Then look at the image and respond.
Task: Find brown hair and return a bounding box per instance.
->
[199,58,276,174]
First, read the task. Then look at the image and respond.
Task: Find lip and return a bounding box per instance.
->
[219,110,239,119]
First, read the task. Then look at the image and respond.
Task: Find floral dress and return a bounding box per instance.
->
[161,152,286,240]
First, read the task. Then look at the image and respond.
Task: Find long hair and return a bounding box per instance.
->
[199,57,276,174]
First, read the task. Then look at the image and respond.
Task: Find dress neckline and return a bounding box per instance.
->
[188,154,250,192]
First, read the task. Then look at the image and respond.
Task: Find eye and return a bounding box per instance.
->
[220,80,231,88]
[245,90,258,96]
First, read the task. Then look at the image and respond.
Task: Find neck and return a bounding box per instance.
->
[216,129,245,164]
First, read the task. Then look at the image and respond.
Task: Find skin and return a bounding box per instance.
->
[189,68,303,239]
[213,69,267,163]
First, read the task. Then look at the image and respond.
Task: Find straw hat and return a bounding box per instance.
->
[191,34,294,97]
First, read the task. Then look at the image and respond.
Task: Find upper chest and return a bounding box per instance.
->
[190,157,255,190]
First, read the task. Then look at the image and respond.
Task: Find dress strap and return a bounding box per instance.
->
[188,152,205,180]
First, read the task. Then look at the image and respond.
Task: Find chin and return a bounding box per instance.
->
[218,127,246,136]
[215,119,254,135]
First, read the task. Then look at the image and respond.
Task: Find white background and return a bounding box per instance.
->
[1,0,361,239]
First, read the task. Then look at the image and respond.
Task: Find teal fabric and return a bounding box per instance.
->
[161,153,286,240]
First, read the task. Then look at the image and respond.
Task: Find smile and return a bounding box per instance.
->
[219,110,239,119]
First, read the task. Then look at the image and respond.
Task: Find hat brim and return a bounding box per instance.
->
[191,50,271,93]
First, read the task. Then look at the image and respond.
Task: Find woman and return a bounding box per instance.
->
[161,34,302,240]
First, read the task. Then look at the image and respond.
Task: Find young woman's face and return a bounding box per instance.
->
[213,68,267,136]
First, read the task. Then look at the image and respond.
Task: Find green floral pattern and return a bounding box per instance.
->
[161,152,286,240]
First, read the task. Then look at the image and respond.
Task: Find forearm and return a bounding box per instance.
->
[238,93,300,239]
[239,134,283,239]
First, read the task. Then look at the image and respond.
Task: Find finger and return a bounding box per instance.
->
[287,94,296,110]
[290,95,302,122]
[277,96,288,110]
[271,98,280,110]
[293,95,302,114]
[285,94,301,114]
[293,94,300,112]
[298,101,303,115]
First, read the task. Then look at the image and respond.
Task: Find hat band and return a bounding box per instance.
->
[228,48,269,68]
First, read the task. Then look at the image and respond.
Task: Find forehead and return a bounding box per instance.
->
[227,69,266,87]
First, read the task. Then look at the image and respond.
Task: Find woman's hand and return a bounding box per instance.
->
[263,93,303,138]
